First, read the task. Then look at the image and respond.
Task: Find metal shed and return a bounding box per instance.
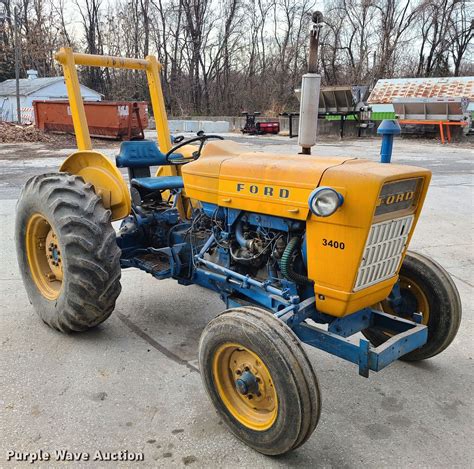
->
[0,70,101,123]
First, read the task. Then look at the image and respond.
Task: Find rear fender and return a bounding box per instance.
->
[60,150,131,220]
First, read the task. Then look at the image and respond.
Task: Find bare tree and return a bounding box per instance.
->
[415,0,457,77]
[448,1,473,76]
[1,0,472,116]
[75,0,106,92]
[373,0,418,79]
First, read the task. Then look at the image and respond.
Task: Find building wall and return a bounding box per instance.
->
[0,81,101,122]
[0,96,32,122]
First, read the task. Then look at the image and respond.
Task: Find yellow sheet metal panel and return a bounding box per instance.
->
[308,160,431,316]
[312,277,398,317]
[60,150,131,221]
[180,140,252,209]
[182,145,351,220]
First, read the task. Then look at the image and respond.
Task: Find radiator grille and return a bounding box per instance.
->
[354,215,414,291]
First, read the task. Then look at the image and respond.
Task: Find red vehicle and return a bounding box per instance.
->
[241,111,280,135]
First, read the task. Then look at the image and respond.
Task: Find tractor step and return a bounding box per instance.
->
[120,250,174,279]
[135,252,171,276]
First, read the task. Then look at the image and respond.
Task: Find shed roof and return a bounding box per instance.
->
[368,77,474,104]
[0,77,101,97]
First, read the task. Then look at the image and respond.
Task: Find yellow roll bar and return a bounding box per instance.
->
[54,47,172,154]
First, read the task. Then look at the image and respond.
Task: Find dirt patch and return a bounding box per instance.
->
[0,122,61,143]
[0,122,120,149]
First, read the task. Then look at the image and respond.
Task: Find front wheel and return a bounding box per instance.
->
[16,173,122,332]
[363,251,462,361]
[199,307,321,455]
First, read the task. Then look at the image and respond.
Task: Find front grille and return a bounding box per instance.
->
[354,215,414,291]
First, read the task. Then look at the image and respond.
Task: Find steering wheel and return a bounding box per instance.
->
[165,131,224,164]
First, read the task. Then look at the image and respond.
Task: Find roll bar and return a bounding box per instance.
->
[55,47,172,153]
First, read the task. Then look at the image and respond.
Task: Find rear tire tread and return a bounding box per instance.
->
[16,173,122,333]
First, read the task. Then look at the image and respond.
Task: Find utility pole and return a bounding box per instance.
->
[14,6,21,124]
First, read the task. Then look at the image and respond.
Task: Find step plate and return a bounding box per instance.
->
[134,252,171,277]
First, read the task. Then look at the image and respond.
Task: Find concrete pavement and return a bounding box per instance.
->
[1,135,473,468]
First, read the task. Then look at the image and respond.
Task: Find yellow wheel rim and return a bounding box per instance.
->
[380,274,430,325]
[212,343,278,431]
[26,213,63,300]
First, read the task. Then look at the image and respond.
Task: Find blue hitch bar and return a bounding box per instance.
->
[378,119,401,163]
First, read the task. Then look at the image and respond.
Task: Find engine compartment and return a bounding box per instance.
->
[197,206,311,290]
[117,198,312,301]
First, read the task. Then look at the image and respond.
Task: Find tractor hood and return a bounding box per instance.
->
[181,140,353,220]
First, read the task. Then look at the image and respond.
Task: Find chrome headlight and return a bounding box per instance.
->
[308,187,344,217]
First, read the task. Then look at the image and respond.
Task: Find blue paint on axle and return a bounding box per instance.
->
[377,119,401,163]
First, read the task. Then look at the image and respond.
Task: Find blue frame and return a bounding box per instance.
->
[118,216,428,378]
[291,310,427,377]
[190,234,428,377]
[117,203,428,378]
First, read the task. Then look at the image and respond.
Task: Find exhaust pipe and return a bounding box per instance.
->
[298,11,323,155]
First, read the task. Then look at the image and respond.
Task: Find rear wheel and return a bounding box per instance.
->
[199,307,321,455]
[16,173,122,332]
[363,251,462,361]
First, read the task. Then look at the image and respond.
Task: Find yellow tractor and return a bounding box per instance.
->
[15,44,461,455]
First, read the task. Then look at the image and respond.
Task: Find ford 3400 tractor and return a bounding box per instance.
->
[16,38,461,455]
